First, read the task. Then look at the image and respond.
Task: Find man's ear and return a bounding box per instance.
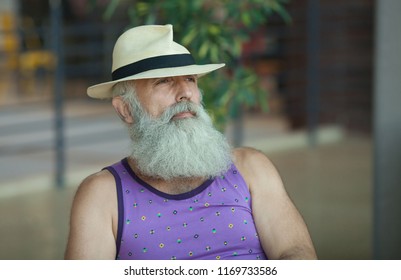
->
[112,96,134,124]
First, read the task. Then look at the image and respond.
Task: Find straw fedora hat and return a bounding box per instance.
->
[87,24,225,99]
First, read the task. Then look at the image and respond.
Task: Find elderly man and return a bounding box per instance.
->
[65,24,317,260]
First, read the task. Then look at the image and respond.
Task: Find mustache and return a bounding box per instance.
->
[158,101,201,122]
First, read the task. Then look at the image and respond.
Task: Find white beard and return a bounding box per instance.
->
[127,98,232,181]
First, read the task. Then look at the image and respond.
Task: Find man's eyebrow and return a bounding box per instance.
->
[151,77,167,85]
[185,75,197,80]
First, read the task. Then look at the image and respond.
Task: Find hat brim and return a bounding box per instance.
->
[87,63,225,99]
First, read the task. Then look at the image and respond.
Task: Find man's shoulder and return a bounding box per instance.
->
[232,146,272,167]
[66,169,118,259]
[232,147,281,188]
[74,169,116,203]
[81,169,115,188]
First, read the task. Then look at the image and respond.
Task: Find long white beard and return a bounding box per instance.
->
[127,99,232,181]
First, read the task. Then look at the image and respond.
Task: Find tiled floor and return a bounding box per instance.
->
[0,135,372,260]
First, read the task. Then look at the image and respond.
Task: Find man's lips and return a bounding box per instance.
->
[172,111,195,119]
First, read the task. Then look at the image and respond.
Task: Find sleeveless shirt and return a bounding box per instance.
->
[105,158,267,260]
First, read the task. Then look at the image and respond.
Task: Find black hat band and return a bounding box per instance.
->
[112,54,196,81]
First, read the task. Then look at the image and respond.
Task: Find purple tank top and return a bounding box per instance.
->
[105,158,267,260]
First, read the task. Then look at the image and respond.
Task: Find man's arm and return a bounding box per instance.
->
[64,170,118,259]
[233,147,317,260]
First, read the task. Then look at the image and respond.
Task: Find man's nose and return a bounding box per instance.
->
[175,80,193,102]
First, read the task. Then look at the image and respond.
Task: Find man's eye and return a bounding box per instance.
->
[186,76,197,82]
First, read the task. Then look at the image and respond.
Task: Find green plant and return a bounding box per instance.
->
[100,0,290,130]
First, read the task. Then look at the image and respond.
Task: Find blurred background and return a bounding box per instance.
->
[0,0,400,260]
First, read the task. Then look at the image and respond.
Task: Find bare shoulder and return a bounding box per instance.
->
[73,170,116,209]
[233,146,276,168]
[232,147,283,192]
[76,169,116,196]
[69,169,119,233]
[65,169,118,259]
